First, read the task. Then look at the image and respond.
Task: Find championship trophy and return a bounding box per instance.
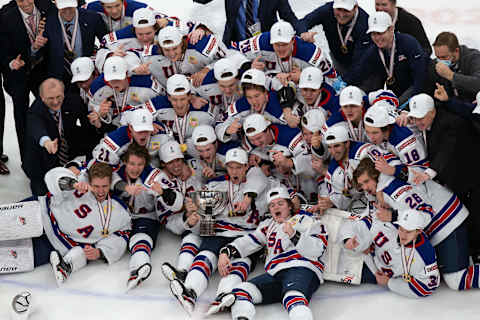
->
[189,190,229,236]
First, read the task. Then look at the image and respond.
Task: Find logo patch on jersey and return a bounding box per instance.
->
[252,36,260,52]
[309,47,322,66]
[103,137,119,152]
[189,117,199,127]
[289,134,303,152]
[425,263,438,274]
[130,92,140,103]
[10,250,17,258]
[391,185,413,200]
[398,137,416,152]
[188,55,198,65]
[151,78,162,93]
[144,100,155,114]
[203,37,217,56]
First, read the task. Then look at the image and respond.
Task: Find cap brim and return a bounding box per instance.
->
[408,110,428,119]
[270,36,293,44]
[57,1,77,9]
[367,25,389,34]
[104,73,126,82]
[299,82,321,90]
[333,3,355,11]
[340,97,362,106]
[71,74,90,83]
[131,124,154,132]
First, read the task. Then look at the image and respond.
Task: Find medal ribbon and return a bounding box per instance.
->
[59,10,79,54]
[378,35,396,87]
[113,86,130,120]
[401,238,416,282]
[174,113,189,145]
[97,195,112,236]
[228,180,235,214]
[107,5,125,32]
[336,8,359,51]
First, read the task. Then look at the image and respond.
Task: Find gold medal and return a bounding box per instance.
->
[180,143,188,153]
[386,76,395,86]
[341,45,348,54]
[102,230,109,238]
[402,273,411,282]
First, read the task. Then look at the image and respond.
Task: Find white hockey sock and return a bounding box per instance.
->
[231,282,261,320]
[64,246,87,273]
[128,233,153,272]
[177,233,201,271]
[444,264,480,291]
[216,257,252,296]
[282,291,312,320]
[185,250,217,296]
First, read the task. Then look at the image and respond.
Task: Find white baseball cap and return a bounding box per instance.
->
[333,0,357,11]
[71,57,94,83]
[56,0,77,9]
[325,125,349,145]
[340,86,364,107]
[243,114,271,137]
[214,58,238,82]
[225,148,248,165]
[364,101,396,127]
[268,144,291,163]
[367,11,392,34]
[167,74,191,96]
[408,94,435,119]
[160,140,184,163]
[158,26,183,48]
[270,20,295,44]
[192,125,217,146]
[395,209,430,231]
[267,186,291,204]
[133,8,156,28]
[103,56,127,81]
[241,68,267,88]
[100,0,118,3]
[127,108,154,132]
[301,109,326,133]
[299,67,324,90]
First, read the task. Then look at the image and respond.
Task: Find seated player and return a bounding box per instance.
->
[165,148,268,315]
[111,143,184,290]
[216,186,328,320]
[88,56,163,128]
[189,125,240,182]
[0,163,131,286]
[353,158,480,291]
[342,208,440,298]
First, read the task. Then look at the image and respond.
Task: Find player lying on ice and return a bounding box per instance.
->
[211,186,328,320]
[0,162,131,289]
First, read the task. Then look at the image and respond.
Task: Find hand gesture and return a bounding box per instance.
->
[150,181,164,195]
[375,270,390,286]
[226,118,242,135]
[185,197,198,214]
[156,17,169,29]
[344,236,359,250]
[133,62,152,75]
[300,32,317,43]
[125,184,146,196]
[434,83,449,102]
[374,155,395,176]
[202,165,216,179]
[311,131,322,149]
[251,56,265,71]
[44,138,58,154]
[186,211,200,227]
[411,170,430,185]
[113,44,126,57]
[73,181,90,194]
[284,110,300,128]
[188,28,206,45]
[248,153,261,167]
[374,202,392,222]
[395,111,410,127]
[270,150,290,169]
[10,54,25,70]
[99,99,112,117]
[153,122,164,135]
[191,68,209,88]
[282,221,295,238]
[218,253,232,277]
[83,245,101,261]
[233,195,251,214]
[87,111,102,128]
[276,72,290,87]
[435,61,454,81]
[289,65,301,84]
[191,95,208,109]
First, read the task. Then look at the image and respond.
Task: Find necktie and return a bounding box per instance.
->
[53,112,69,166]
[26,14,36,43]
[245,0,255,37]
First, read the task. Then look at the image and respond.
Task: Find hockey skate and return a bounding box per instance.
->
[126,263,152,292]
[10,291,33,320]
[170,279,197,316]
[50,251,72,287]
[161,262,188,282]
[206,292,236,316]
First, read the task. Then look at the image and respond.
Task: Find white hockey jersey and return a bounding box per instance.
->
[41,168,131,264]
[199,167,269,237]
[88,73,164,126]
[229,212,328,281]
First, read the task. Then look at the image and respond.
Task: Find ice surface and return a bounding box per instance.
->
[1,0,479,319]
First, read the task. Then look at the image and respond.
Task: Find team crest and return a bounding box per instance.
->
[131,92,140,102]
[189,117,199,127]
[18,217,26,225]
[188,56,198,65]
[10,250,17,259]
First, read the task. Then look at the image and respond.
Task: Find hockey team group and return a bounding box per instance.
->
[2,0,480,319]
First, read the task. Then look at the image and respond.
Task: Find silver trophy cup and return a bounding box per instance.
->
[189,190,229,236]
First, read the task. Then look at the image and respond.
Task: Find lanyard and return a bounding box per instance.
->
[275,55,292,73]
[378,35,396,87]
[346,118,363,142]
[113,86,130,119]
[228,180,236,214]
[174,113,189,144]
[59,10,79,54]
[336,8,359,53]
[401,239,416,282]
[96,195,112,237]
[392,8,398,26]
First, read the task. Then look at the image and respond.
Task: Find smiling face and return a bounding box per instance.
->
[268,198,292,223]
[356,172,378,195]
[109,78,129,92]
[90,176,111,202]
[226,162,248,184]
[365,125,387,145]
[16,0,34,14]
[218,78,239,97]
[125,154,146,180]
[162,44,184,62]
[245,87,268,113]
[371,27,394,49]
[327,141,349,162]
[248,131,272,148]
[273,40,294,59]
[164,158,185,177]
[135,26,156,45]
[398,226,420,245]
[195,143,217,163]
[334,7,356,25]
[168,93,191,117]
[375,0,396,18]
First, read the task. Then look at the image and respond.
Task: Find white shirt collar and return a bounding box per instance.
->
[18,5,38,21]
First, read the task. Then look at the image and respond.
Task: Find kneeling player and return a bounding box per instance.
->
[217,186,328,320]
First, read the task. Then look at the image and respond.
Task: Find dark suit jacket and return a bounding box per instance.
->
[193,0,299,45]
[22,94,96,187]
[426,107,480,197]
[0,0,55,94]
[396,7,432,57]
[43,7,107,81]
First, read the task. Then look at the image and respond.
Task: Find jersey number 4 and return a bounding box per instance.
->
[74,204,94,238]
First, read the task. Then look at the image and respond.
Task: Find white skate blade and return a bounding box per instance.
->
[49,252,66,287]
[125,264,152,292]
[170,280,194,316]
[161,263,177,282]
[206,293,235,316]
